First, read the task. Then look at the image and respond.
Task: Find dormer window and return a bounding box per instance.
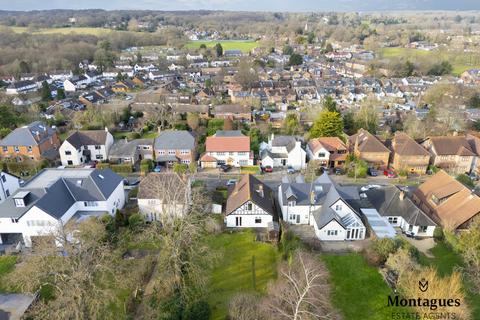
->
[13,191,30,208]
[288,200,296,207]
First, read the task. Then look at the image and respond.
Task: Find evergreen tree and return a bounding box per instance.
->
[309,110,344,138]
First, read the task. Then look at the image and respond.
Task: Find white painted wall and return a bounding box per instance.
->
[205,151,253,167]
[225,200,273,228]
[306,145,330,164]
[0,172,20,204]
[313,219,346,241]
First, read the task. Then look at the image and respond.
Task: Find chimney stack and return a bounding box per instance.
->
[257,184,264,198]
[399,190,405,201]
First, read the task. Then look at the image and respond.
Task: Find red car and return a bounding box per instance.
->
[384,169,396,178]
[263,166,273,173]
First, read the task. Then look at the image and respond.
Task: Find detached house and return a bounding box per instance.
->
[6,80,38,95]
[0,121,60,162]
[349,129,390,168]
[390,132,430,174]
[137,173,191,222]
[421,136,476,174]
[412,170,480,230]
[278,173,366,241]
[201,131,253,168]
[225,174,276,228]
[0,168,125,247]
[365,186,437,237]
[154,131,196,166]
[59,129,114,166]
[212,104,252,122]
[259,134,306,170]
[306,137,348,168]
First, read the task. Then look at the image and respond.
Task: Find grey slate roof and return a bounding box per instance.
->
[109,139,139,159]
[214,130,244,137]
[280,182,331,206]
[365,186,437,226]
[0,168,123,220]
[271,135,297,152]
[154,130,195,150]
[0,121,55,147]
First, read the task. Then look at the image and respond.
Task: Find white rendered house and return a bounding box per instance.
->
[225,175,275,228]
[260,134,306,170]
[0,168,125,247]
[137,173,191,222]
[60,128,114,166]
[201,131,253,168]
[0,171,21,204]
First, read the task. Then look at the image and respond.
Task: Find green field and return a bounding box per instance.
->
[322,253,410,320]
[185,40,259,53]
[9,26,116,36]
[206,230,279,320]
[379,47,480,76]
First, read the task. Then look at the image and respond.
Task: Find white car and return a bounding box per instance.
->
[226,179,237,186]
[360,184,381,192]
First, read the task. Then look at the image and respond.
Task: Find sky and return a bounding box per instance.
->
[0,0,479,11]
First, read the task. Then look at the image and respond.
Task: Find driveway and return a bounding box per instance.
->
[400,234,435,257]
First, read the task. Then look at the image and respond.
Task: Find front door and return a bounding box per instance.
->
[235,216,242,227]
[296,215,300,224]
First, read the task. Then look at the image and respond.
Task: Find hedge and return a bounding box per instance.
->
[96,162,133,173]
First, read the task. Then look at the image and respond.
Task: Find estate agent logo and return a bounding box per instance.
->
[418,278,428,292]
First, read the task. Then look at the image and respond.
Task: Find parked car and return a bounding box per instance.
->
[287,166,295,174]
[153,165,162,173]
[220,164,232,172]
[226,179,237,186]
[367,167,378,176]
[334,167,344,175]
[384,169,396,178]
[263,166,273,173]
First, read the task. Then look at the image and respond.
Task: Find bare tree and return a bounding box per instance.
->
[262,251,339,320]
[229,293,264,320]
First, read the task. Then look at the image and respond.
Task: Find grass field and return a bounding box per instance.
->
[322,253,410,320]
[418,241,480,318]
[185,40,259,53]
[0,256,17,293]
[206,230,279,320]
[9,26,116,36]
[379,47,480,76]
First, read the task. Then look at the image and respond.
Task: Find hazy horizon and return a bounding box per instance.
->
[1,0,480,12]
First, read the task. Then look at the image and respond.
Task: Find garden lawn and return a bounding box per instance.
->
[322,253,410,320]
[418,241,480,318]
[0,256,17,293]
[185,40,259,53]
[206,230,279,320]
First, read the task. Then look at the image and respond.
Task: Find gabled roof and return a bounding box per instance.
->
[154,130,195,150]
[349,129,390,154]
[212,104,250,114]
[392,132,430,156]
[65,130,108,148]
[366,186,436,226]
[226,174,275,216]
[0,168,123,220]
[413,170,480,229]
[0,121,56,147]
[206,131,250,152]
[308,137,347,154]
[271,135,297,152]
[426,136,476,157]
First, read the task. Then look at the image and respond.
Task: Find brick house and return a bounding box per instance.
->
[154,131,196,166]
[348,129,390,168]
[212,104,252,122]
[306,137,348,168]
[390,132,430,174]
[0,121,60,162]
[421,136,476,175]
[200,131,253,168]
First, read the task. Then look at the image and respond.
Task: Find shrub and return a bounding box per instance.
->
[184,300,211,320]
[278,229,302,260]
[433,227,444,241]
[371,238,399,264]
[128,213,144,230]
[110,164,133,173]
[96,162,110,170]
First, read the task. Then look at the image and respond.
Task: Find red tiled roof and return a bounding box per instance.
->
[206,135,250,152]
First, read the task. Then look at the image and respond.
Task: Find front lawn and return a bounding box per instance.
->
[0,256,17,293]
[322,253,410,320]
[205,230,279,320]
